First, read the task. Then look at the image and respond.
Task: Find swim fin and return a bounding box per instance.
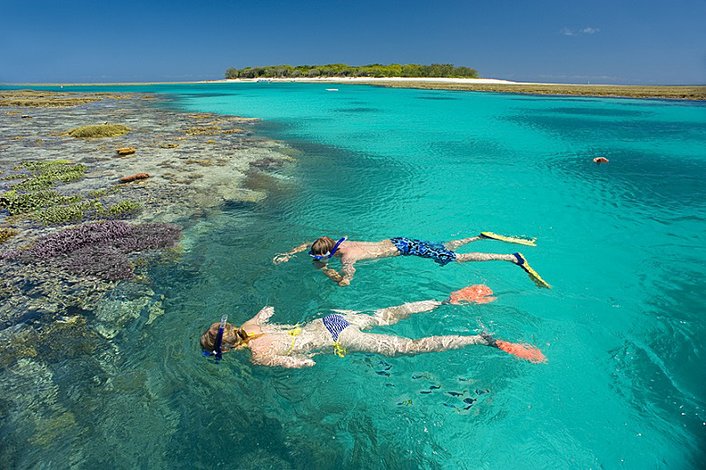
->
[513,252,551,288]
[496,340,547,363]
[480,231,537,246]
[448,284,496,304]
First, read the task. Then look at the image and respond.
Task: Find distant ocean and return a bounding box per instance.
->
[4,83,706,467]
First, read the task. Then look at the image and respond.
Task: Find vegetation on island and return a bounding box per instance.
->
[225,63,479,79]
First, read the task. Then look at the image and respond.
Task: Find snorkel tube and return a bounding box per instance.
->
[212,314,227,361]
[309,237,347,261]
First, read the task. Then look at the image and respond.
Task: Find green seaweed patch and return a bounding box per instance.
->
[33,202,88,225]
[106,200,142,218]
[29,412,79,447]
[0,329,38,369]
[88,188,108,198]
[14,161,86,191]
[67,124,130,138]
[32,199,141,225]
[1,173,28,181]
[0,228,18,244]
[0,189,82,215]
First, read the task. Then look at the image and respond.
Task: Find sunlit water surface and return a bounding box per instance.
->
[6,83,706,468]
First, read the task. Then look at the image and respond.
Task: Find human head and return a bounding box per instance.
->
[309,236,336,260]
[200,322,248,355]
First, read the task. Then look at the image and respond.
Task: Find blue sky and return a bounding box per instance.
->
[1,0,704,84]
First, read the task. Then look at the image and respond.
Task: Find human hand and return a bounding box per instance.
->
[338,278,350,287]
[273,253,291,265]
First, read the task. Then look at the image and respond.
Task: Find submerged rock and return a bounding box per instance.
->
[119,172,150,183]
[116,147,136,156]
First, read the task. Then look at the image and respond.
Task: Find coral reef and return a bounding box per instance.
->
[184,125,245,136]
[67,124,130,138]
[158,142,179,149]
[0,228,18,244]
[8,220,180,281]
[0,90,102,107]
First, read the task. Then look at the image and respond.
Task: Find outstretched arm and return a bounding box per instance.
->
[273,242,311,264]
[337,261,356,286]
[253,354,316,368]
[254,306,275,324]
[241,306,276,329]
[321,265,344,284]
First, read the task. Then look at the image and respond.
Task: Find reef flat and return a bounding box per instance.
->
[0,89,294,463]
[366,81,706,100]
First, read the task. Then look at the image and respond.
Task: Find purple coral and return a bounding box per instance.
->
[7,220,180,280]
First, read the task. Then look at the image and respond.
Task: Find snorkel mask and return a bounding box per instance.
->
[203,314,228,361]
[309,237,347,261]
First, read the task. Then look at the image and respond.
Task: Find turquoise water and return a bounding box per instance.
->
[7,83,706,467]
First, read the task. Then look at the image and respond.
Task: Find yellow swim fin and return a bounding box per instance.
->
[513,252,551,288]
[480,231,537,246]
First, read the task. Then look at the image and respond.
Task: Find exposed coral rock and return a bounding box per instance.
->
[119,173,150,183]
[0,90,102,107]
[116,147,136,156]
[68,124,130,138]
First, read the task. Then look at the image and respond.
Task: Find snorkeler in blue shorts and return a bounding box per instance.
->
[273,232,550,288]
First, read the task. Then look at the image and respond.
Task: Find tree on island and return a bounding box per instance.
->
[225,63,479,79]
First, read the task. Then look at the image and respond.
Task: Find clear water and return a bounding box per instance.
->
[7,83,706,467]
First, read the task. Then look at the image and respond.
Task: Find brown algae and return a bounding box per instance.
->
[67,124,130,138]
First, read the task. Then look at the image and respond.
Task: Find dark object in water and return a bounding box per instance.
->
[375,370,390,377]
[463,398,477,405]
[429,385,441,390]
[419,390,432,394]
[446,391,464,397]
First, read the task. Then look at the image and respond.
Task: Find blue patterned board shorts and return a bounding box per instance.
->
[322,314,350,342]
[390,237,457,266]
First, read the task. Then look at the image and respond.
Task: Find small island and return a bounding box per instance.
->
[223,63,706,101]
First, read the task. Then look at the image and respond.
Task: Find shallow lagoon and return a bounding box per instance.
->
[2,83,706,467]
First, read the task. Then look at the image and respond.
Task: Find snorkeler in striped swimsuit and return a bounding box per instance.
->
[200,284,545,368]
[272,232,550,288]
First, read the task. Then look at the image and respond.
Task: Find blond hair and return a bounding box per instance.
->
[200,322,249,353]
